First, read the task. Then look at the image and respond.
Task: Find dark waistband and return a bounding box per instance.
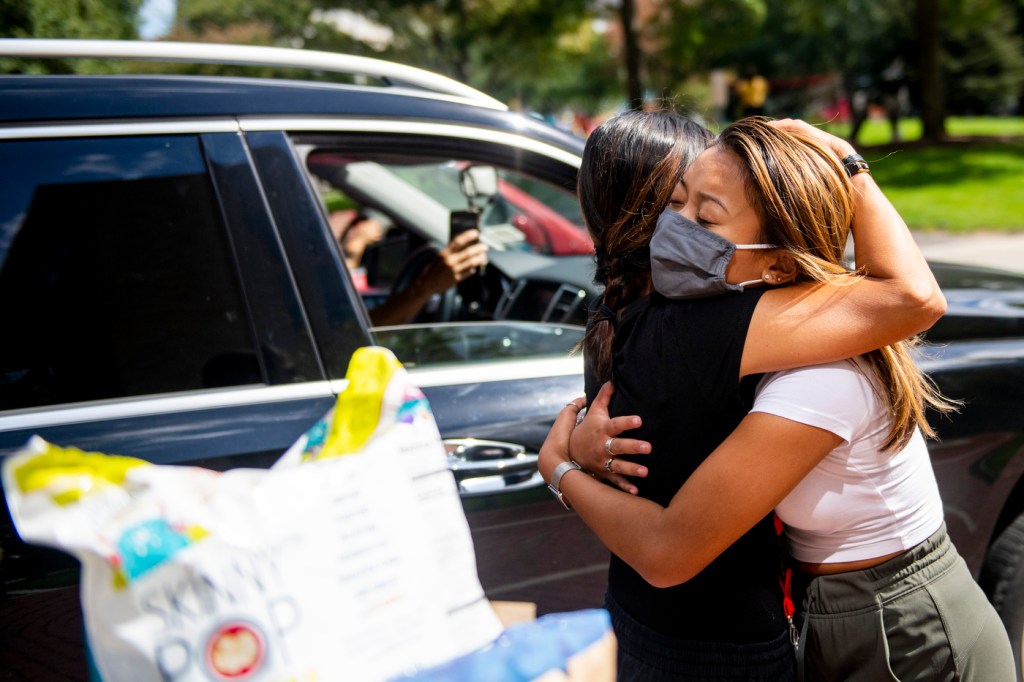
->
[605,593,795,678]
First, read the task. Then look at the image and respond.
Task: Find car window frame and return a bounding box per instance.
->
[254,125,584,381]
[0,124,345,466]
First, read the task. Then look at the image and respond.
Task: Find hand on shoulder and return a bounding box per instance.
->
[768,118,857,161]
[569,382,650,495]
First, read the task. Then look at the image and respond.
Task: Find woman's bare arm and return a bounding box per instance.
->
[368,229,487,326]
[545,396,840,587]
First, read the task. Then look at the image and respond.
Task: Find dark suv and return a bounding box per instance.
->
[1,39,1024,680]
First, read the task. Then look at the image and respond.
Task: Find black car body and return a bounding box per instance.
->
[0,40,1023,679]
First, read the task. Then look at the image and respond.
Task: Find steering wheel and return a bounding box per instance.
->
[390,243,461,322]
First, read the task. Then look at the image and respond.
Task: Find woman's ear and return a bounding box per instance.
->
[762,252,797,285]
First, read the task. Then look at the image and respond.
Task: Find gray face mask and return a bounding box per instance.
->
[651,209,778,300]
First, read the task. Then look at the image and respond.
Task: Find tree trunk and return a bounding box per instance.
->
[620,0,642,110]
[915,0,946,141]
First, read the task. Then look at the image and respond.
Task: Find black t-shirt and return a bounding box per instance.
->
[584,290,787,643]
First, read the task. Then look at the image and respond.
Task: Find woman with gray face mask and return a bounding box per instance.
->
[537,115,1014,681]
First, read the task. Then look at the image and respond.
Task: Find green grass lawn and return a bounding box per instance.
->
[822,116,1024,146]
[816,117,1024,232]
[866,138,1024,232]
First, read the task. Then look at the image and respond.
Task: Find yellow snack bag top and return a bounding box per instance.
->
[322,345,404,457]
[12,441,149,505]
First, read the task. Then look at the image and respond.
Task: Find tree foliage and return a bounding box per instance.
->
[0,0,141,73]
[175,0,313,42]
[647,0,766,83]
[944,0,1024,115]
[708,0,1022,129]
[4,0,1021,127]
[309,0,602,110]
[161,0,613,112]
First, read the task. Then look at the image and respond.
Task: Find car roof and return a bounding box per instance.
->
[0,75,583,153]
[0,40,585,157]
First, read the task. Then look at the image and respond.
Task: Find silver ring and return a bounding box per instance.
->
[604,457,613,472]
[604,437,615,455]
[565,402,580,412]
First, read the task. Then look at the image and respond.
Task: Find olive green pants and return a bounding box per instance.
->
[795,524,1015,681]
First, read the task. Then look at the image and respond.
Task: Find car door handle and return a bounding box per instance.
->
[443,438,545,496]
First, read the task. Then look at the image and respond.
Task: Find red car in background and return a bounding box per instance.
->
[498,179,594,256]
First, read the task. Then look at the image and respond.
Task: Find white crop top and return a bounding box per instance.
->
[752,357,944,564]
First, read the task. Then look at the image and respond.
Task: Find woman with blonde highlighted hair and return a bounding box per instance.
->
[702,118,949,454]
[540,116,1015,680]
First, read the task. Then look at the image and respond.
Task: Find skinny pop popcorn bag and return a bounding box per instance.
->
[3,347,504,682]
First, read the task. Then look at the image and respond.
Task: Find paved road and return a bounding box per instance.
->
[913,231,1024,274]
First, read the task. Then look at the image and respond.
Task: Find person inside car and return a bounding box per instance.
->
[331,209,385,274]
[542,115,1015,680]
[330,209,488,326]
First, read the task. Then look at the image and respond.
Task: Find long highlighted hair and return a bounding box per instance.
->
[718,117,956,450]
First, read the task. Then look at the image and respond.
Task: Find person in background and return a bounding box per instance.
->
[849,58,909,144]
[330,209,385,274]
[734,66,770,117]
[709,68,731,125]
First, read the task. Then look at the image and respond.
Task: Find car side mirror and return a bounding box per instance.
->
[459,165,498,207]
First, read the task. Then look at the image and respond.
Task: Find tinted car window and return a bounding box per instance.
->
[0,136,258,410]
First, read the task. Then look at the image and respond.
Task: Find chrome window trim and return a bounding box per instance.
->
[0,355,583,431]
[405,356,584,387]
[241,118,584,168]
[0,381,338,431]
[0,120,584,170]
[0,120,241,141]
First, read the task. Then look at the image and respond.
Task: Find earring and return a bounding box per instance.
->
[763,273,771,281]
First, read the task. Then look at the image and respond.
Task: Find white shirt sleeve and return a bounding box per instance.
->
[751,359,877,444]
